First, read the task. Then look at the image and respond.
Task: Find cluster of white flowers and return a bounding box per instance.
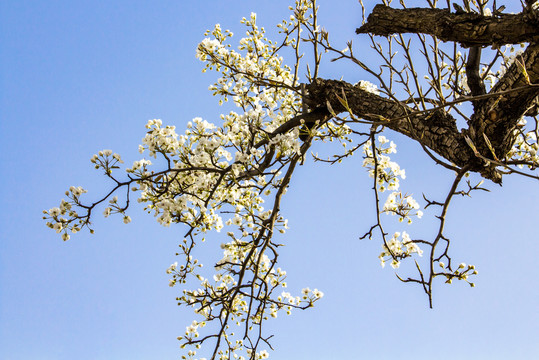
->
[355,80,380,95]
[268,131,302,158]
[379,231,423,269]
[383,191,423,224]
[276,0,314,34]
[363,135,405,192]
[507,127,539,168]
[362,135,424,268]
[170,237,319,357]
[438,261,478,286]
[43,185,89,240]
[479,44,526,88]
[89,149,124,177]
[300,287,324,301]
[132,118,233,232]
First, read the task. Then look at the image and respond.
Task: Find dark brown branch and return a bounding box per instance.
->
[305,78,482,177]
[356,4,539,47]
[466,47,487,99]
[254,107,331,148]
[467,43,539,162]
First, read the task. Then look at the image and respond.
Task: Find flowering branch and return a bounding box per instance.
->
[44,1,539,358]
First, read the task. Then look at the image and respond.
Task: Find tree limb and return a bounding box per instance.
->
[306,74,538,184]
[305,79,478,176]
[356,4,539,47]
[466,47,487,100]
[468,43,539,161]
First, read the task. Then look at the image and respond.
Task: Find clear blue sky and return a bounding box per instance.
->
[1,1,538,359]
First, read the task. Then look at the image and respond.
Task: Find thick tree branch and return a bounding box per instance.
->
[468,43,539,160]
[356,4,539,47]
[305,79,481,176]
[305,74,539,183]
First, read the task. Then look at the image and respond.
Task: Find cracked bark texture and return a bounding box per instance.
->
[468,43,539,160]
[305,79,478,173]
[356,4,539,47]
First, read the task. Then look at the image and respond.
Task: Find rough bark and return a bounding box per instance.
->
[468,43,539,161]
[356,4,539,47]
[305,79,480,176]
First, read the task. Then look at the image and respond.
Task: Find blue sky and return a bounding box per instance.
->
[1,1,538,359]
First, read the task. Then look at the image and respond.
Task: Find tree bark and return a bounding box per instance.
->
[468,43,539,161]
[356,4,539,47]
[305,79,482,177]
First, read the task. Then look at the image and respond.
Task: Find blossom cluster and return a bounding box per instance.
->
[91,149,124,173]
[43,186,88,241]
[169,236,322,358]
[507,126,539,168]
[363,135,403,192]
[438,261,478,287]
[362,135,425,270]
[383,191,423,224]
[379,231,423,269]
[194,12,306,164]
[355,80,379,95]
[363,135,422,223]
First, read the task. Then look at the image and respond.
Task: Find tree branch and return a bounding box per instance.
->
[466,46,487,100]
[305,78,481,176]
[467,43,539,161]
[356,4,539,47]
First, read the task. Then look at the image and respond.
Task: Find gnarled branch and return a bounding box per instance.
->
[356,4,539,47]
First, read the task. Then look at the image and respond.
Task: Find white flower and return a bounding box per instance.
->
[49,207,61,217]
[53,222,63,233]
[186,321,199,334]
[356,80,380,95]
[123,216,131,224]
[70,186,86,197]
[166,262,178,274]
